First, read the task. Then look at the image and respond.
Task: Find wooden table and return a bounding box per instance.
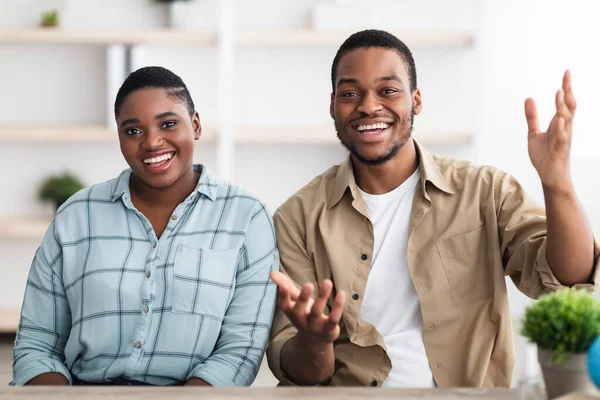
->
[0,387,594,399]
[0,387,514,399]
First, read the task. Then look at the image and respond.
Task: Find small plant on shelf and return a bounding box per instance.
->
[40,10,59,28]
[38,173,85,212]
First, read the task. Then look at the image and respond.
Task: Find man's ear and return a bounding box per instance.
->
[330,92,335,119]
[413,89,423,115]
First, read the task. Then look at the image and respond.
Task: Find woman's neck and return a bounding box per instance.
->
[130,166,199,209]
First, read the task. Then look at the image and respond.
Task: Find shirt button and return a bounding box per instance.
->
[360,254,368,261]
[437,362,443,370]
[146,271,151,278]
[153,242,157,248]
[135,341,142,348]
[143,306,149,313]
[352,294,359,300]
[428,323,436,329]
[171,215,178,220]
[420,285,426,291]
[371,380,378,387]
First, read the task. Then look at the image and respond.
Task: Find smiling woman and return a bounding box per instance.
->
[11,67,279,387]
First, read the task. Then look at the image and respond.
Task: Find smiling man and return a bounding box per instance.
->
[266,30,600,387]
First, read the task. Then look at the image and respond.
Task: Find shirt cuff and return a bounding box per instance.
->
[527,239,600,298]
[266,326,334,386]
[11,359,72,386]
[187,356,253,387]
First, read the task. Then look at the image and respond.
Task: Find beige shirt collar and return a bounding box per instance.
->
[327,139,454,209]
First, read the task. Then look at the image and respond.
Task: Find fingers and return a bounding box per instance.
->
[324,290,346,330]
[270,270,293,291]
[291,283,314,316]
[272,273,346,337]
[309,279,333,319]
[271,271,300,313]
[555,89,572,122]
[562,70,577,114]
[524,98,539,139]
[555,116,569,147]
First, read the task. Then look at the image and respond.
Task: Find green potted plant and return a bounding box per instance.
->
[38,173,85,212]
[521,289,600,398]
[40,9,59,28]
[153,0,192,28]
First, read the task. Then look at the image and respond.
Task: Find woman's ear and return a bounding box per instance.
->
[192,112,201,140]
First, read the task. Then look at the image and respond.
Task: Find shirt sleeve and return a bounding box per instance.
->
[495,171,600,299]
[11,220,73,386]
[188,201,279,386]
[266,208,328,386]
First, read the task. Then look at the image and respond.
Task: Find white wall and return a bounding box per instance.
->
[0,0,599,387]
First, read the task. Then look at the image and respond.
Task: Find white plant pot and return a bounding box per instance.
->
[538,348,599,399]
[167,2,187,29]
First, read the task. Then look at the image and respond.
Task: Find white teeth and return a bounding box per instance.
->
[357,123,390,132]
[143,153,173,164]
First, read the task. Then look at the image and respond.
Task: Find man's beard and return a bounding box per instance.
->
[335,110,415,166]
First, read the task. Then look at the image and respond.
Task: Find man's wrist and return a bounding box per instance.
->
[294,331,334,355]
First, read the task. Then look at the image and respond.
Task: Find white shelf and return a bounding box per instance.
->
[235,125,472,145]
[0,124,218,144]
[0,308,20,333]
[0,218,50,240]
[0,28,217,45]
[0,28,475,48]
[0,124,117,143]
[0,124,472,145]
[237,29,476,47]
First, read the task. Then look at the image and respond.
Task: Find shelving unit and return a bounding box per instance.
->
[0,218,51,241]
[0,28,474,48]
[0,124,218,144]
[236,29,475,47]
[0,1,479,332]
[0,124,471,145]
[0,309,20,334]
[0,28,217,45]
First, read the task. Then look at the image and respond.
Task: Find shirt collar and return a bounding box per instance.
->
[327,139,454,209]
[110,164,218,202]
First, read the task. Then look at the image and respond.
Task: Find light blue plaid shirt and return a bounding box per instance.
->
[12,165,278,386]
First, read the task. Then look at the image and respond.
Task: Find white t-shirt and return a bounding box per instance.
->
[358,168,435,388]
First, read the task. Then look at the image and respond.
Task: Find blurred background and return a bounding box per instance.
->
[0,0,598,388]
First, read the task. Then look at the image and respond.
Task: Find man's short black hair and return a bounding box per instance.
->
[331,29,417,93]
[114,66,195,118]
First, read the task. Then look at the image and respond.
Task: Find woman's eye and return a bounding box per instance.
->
[125,128,141,136]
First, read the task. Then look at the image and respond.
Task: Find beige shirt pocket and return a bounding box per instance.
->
[435,225,496,306]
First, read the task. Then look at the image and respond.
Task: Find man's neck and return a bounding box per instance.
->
[130,167,199,209]
[352,140,419,195]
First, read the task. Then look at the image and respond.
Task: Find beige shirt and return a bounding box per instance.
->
[267,141,599,387]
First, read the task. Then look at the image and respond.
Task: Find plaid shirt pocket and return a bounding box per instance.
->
[172,244,239,319]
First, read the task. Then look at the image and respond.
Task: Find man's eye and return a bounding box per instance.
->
[162,121,177,129]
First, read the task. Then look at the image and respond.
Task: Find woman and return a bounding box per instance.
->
[11,66,278,386]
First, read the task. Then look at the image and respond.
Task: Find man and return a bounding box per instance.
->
[266,30,599,388]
